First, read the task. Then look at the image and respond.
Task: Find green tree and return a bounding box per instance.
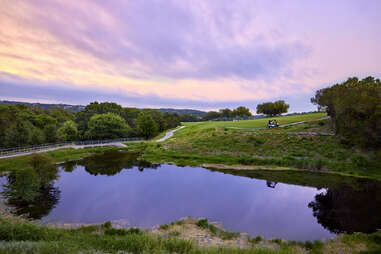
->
[256,100,289,116]
[3,120,33,147]
[311,76,381,147]
[85,113,130,139]
[30,126,46,145]
[233,106,252,117]
[136,112,158,139]
[33,114,57,129]
[75,102,123,137]
[163,112,181,128]
[202,111,221,121]
[219,108,233,118]
[179,113,199,122]
[43,124,58,143]
[144,109,166,132]
[57,120,78,141]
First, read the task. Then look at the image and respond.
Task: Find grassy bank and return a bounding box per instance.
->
[1,217,380,254]
[128,113,380,180]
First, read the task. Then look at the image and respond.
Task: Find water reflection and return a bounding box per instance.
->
[62,151,161,176]
[266,181,277,188]
[1,151,381,240]
[308,182,381,234]
[1,165,60,219]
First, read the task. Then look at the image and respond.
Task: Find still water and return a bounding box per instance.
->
[1,151,380,241]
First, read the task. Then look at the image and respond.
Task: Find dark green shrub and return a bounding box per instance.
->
[196,219,209,229]
[126,228,142,235]
[249,235,262,244]
[102,221,112,229]
[159,224,170,230]
[271,238,282,244]
[219,230,239,240]
[169,231,181,237]
[104,228,128,236]
[351,154,369,168]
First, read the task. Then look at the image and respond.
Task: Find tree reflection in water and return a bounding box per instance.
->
[65,150,161,176]
[1,162,60,220]
[308,182,381,234]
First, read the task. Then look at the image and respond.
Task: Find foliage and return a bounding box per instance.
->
[256,100,290,116]
[0,104,73,147]
[85,113,130,139]
[74,101,180,140]
[179,113,201,122]
[159,224,170,230]
[203,106,252,121]
[202,111,221,121]
[233,106,252,117]
[311,76,381,148]
[57,120,78,141]
[136,112,159,139]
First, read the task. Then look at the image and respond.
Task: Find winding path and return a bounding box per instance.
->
[156,126,185,142]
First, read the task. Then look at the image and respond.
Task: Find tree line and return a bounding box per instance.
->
[180,102,290,122]
[0,102,181,147]
[311,76,381,148]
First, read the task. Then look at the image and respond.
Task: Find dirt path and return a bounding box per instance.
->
[156,126,185,142]
[0,142,127,159]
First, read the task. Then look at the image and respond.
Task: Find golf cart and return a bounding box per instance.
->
[267,119,279,128]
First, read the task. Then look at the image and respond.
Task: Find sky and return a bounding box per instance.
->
[0,0,380,112]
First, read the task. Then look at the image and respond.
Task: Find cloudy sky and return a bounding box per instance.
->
[1,0,380,112]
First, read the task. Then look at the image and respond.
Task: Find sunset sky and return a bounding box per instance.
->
[1,0,380,112]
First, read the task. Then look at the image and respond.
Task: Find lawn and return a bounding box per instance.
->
[182,112,327,129]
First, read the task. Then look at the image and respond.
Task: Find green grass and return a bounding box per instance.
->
[149,113,380,180]
[0,218,303,254]
[1,218,380,254]
[182,112,326,129]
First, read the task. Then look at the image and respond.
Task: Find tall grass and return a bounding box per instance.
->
[0,219,299,254]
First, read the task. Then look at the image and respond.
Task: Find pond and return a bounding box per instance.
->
[1,151,380,241]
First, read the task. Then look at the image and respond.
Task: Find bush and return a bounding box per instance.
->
[104,227,142,236]
[159,224,170,230]
[249,235,262,244]
[102,221,112,230]
[351,154,369,168]
[104,228,127,236]
[196,219,209,229]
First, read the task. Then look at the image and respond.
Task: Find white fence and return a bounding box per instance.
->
[0,138,141,157]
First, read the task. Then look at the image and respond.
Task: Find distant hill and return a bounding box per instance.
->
[158,108,206,117]
[0,100,85,112]
[0,100,207,116]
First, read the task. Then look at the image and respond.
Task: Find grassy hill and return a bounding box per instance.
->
[182,112,326,128]
[132,112,381,180]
